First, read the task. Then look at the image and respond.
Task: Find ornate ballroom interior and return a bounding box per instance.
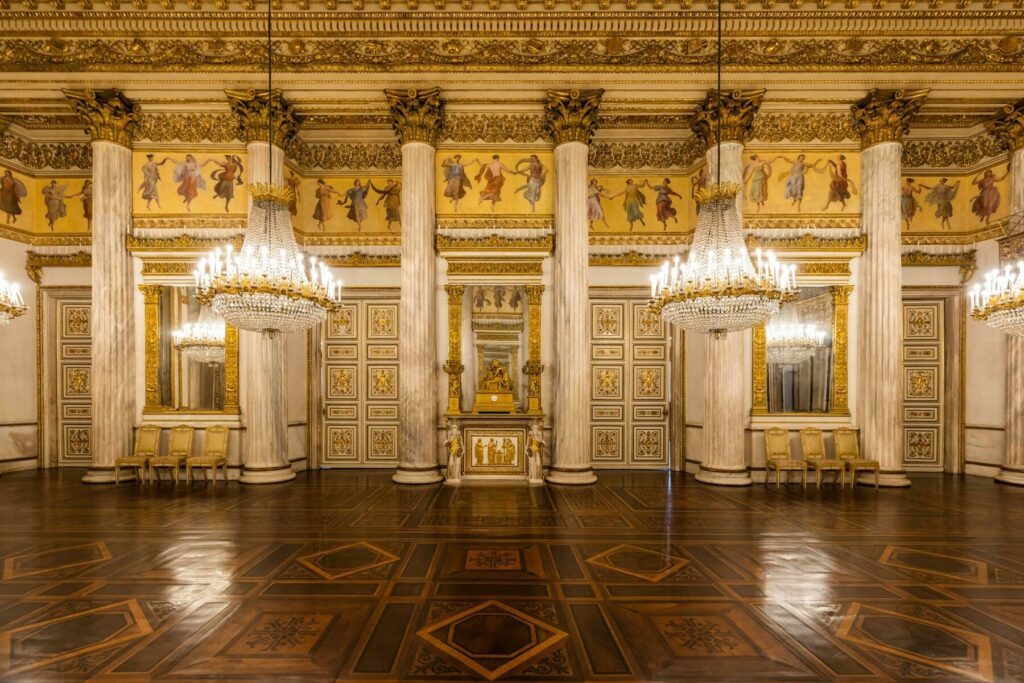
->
[1,1,1024,681]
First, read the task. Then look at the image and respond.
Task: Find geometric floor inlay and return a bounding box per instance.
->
[879,546,989,584]
[2,541,112,579]
[586,544,689,583]
[297,542,400,580]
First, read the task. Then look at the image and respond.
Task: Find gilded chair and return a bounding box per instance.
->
[114,425,161,484]
[800,427,845,488]
[764,428,807,488]
[186,425,230,485]
[149,425,194,484]
[834,427,880,489]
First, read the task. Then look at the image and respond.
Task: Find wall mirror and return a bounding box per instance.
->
[469,285,527,413]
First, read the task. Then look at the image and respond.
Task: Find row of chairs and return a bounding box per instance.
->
[764,426,880,489]
[114,425,230,484]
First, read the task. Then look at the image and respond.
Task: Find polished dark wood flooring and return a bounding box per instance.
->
[1,470,1023,681]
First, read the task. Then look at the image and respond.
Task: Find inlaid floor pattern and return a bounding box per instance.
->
[1,470,1024,681]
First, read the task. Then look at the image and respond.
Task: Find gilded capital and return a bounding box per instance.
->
[986,98,1024,153]
[384,87,444,146]
[224,88,301,149]
[689,89,766,148]
[543,88,604,146]
[850,88,929,150]
[63,88,141,147]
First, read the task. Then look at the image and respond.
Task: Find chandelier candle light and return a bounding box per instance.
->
[765,304,826,366]
[969,262,1024,336]
[173,305,227,364]
[0,271,27,325]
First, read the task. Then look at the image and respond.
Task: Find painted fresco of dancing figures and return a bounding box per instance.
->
[133,151,248,215]
[900,163,1009,233]
[436,151,553,216]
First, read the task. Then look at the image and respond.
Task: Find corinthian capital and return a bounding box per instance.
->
[986,98,1024,153]
[850,88,929,150]
[689,89,766,148]
[384,87,444,146]
[224,88,301,149]
[543,88,604,146]
[63,88,141,148]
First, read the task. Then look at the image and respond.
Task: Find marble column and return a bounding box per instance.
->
[64,89,140,484]
[385,88,445,485]
[689,89,764,486]
[544,89,603,486]
[989,100,1024,486]
[851,88,928,487]
[226,89,300,484]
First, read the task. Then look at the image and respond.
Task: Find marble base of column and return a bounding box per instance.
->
[545,466,598,486]
[239,464,296,485]
[858,471,912,488]
[83,467,132,484]
[695,465,752,487]
[395,465,445,485]
[996,467,1024,486]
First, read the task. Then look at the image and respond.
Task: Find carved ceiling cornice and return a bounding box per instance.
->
[589,139,704,170]
[901,135,1006,168]
[750,112,856,143]
[136,112,241,143]
[0,130,92,169]
[288,141,402,170]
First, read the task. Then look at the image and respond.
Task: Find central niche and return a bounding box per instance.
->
[470,285,525,414]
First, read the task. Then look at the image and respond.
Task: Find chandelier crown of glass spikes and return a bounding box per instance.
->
[766,304,826,365]
[0,271,27,325]
[173,305,226,364]
[969,261,1024,336]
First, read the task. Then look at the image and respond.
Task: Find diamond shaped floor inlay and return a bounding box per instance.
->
[586,544,689,583]
[880,546,989,584]
[297,541,400,580]
[3,542,112,580]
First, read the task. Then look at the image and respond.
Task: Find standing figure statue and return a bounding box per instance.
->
[444,420,463,485]
[527,420,545,485]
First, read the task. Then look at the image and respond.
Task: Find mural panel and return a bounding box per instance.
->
[294,171,402,234]
[739,151,862,216]
[586,173,698,234]
[900,161,1010,234]
[131,150,249,217]
[1,165,91,235]
[435,151,553,217]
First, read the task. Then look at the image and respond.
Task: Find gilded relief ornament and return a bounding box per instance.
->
[384,87,445,146]
[750,112,856,144]
[440,113,545,144]
[985,98,1024,152]
[901,137,1005,168]
[0,133,92,170]
[62,88,141,147]
[136,112,241,144]
[589,140,703,170]
[290,142,402,171]
[689,89,766,147]
[850,88,929,149]
[224,88,301,148]
[543,89,604,146]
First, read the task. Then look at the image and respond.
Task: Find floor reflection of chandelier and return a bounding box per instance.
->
[969,262,1024,336]
[173,306,226,364]
[766,305,826,365]
[649,184,796,337]
[0,271,27,325]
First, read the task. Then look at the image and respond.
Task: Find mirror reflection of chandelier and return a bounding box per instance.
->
[0,271,27,325]
[766,304,826,366]
[173,306,226,364]
[969,261,1024,336]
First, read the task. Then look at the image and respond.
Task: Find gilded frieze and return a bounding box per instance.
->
[0,133,92,170]
[135,113,241,144]
[750,113,856,144]
[901,249,977,283]
[589,140,703,170]
[289,142,401,171]
[440,113,546,144]
[901,137,1005,168]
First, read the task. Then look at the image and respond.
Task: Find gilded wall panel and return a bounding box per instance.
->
[901,299,945,471]
[55,297,92,467]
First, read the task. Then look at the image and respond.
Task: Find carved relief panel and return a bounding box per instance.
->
[56,296,92,466]
[901,299,945,471]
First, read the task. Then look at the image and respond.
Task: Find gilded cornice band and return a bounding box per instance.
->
[901,249,977,283]
[24,251,92,284]
[384,87,444,147]
[544,89,604,147]
[62,88,141,147]
[850,88,929,150]
[689,89,765,147]
[224,88,302,149]
[986,98,1024,153]
[0,132,92,170]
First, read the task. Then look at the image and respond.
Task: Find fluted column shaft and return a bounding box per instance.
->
[83,141,135,483]
[239,141,295,484]
[998,146,1024,486]
[546,140,597,485]
[394,141,443,484]
[696,142,752,486]
[858,141,911,486]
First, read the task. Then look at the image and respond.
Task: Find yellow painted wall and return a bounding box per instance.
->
[131,151,249,217]
[1,164,90,235]
[739,151,862,217]
[900,161,1011,234]
[435,151,554,217]
[587,173,697,234]
[294,172,402,235]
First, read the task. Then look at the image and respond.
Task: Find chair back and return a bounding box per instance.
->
[168,425,195,458]
[134,425,161,457]
[800,428,827,462]
[203,426,230,459]
[834,427,860,460]
[764,428,792,462]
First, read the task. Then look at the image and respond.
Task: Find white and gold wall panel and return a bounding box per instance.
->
[56,296,92,467]
[902,299,946,471]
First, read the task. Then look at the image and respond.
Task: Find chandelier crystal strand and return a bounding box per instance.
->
[648,184,797,336]
[765,304,826,365]
[969,261,1024,336]
[173,305,227,364]
[0,271,27,325]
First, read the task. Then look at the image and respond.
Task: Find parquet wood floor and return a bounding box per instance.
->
[1,469,1023,681]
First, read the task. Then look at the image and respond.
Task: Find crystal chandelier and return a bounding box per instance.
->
[0,271,27,325]
[766,304,826,365]
[193,1,341,335]
[647,0,795,337]
[173,305,226,364]
[969,262,1024,336]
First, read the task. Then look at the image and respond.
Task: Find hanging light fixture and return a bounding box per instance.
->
[194,1,341,334]
[173,306,226,364]
[0,271,27,325]
[648,0,795,337]
[766,304,826,366]
[969,261,1024,336]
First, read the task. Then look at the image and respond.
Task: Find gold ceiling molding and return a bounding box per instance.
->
[901,218,1008,245]
[225,88,302,149]
[125,234,243,251]
[439,113,546,144]
[302,113,392,130]
[63,88,141,147]
[25,250,91,283]
[851,87,929,149]
[589,252,665,266]
[901,248,977,283]
[745,215,861,229]
[589,139,703,170]
[141,260,196,275]
[446,259,543,276]
[8,37,1023,73]
[750,112,856,143]
[901,136,1005,168]
[436,233,553,252]
[794,261,851,275]
[544,89,604,146]
[746,233,867,252]
[589,233,691,245]
[0,132,92,170]
[986,98,1024,152]
[690,89,765,147]
[132,216,246,230]
[289,141,401,170]
[296,233,401,246]
[384,87,444,146]
[437,216,552,230]
[320,252,401,267]
[136,112,242,144]
[0,223,90,246]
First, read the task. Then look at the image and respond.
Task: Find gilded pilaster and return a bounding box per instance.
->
[384,87,445,146]
[523,285,544,415]
[751,324,767,415]
[140,285,162,411]
[224,325,240,413]
[62,88,141,148]
[689,89,765,148]
[850,88,929,150]
[543,89,604,146]
[444,284,465,416]
[224,88,301,149]
[830,285,852,415]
